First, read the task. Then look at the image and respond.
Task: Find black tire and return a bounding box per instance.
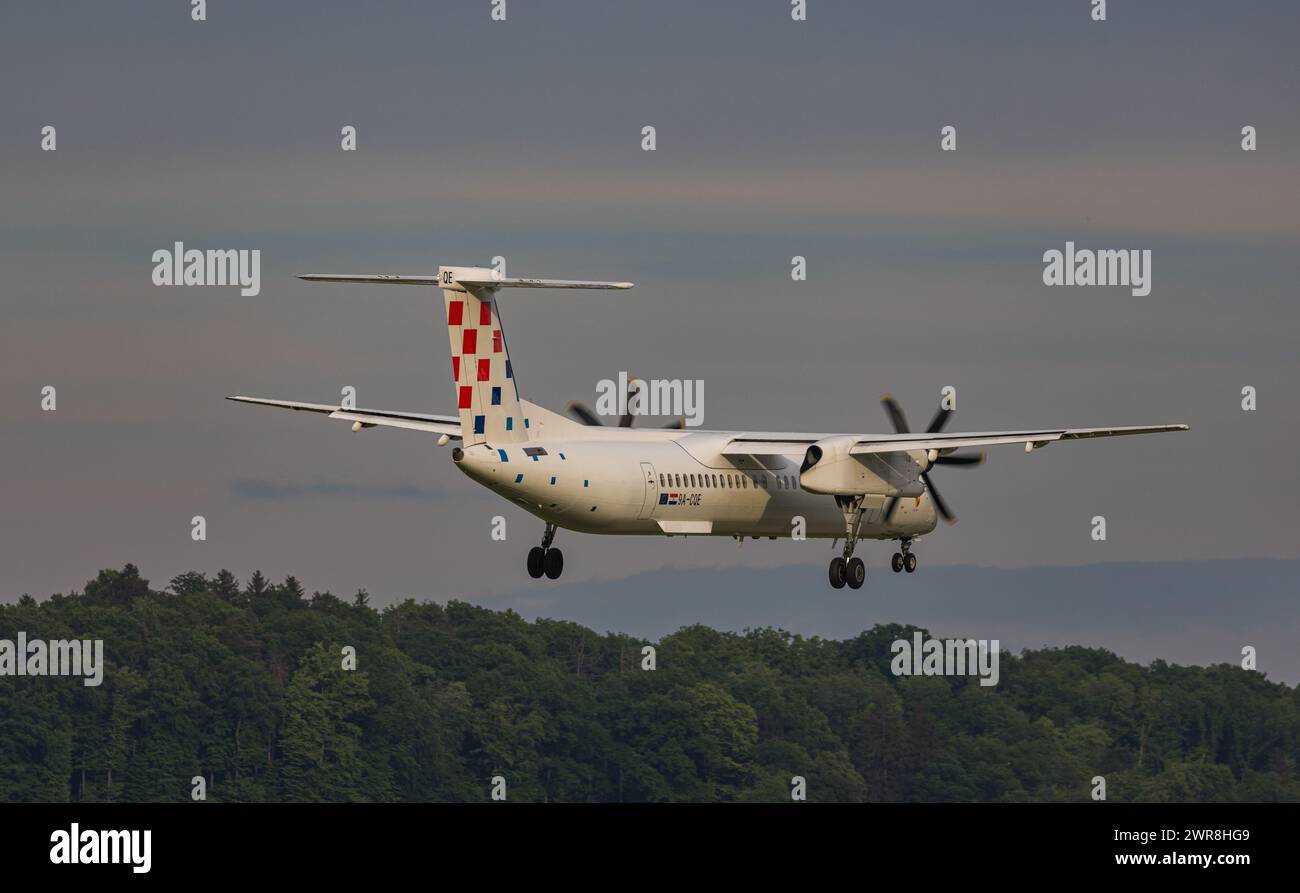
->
[544,547,564,580]
[904,552,917,573]
[846,557,865,589]
[891,552,904,573]
[527,546,545,579]
[828,557,847,589]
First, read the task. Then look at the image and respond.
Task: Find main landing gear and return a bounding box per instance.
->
[828,496,867,590]
[527,523,564,580]
[890,538,918,574]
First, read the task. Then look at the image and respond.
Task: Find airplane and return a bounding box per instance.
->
[228,265,1188,589]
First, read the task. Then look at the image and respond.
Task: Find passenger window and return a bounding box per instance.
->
[659,473,665,487]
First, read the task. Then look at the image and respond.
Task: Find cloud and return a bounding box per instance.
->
[5,150,1297,242]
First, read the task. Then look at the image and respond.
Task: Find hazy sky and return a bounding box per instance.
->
[2,2,1297,624]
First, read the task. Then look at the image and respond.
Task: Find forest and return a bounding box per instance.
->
[1,564,1297,802]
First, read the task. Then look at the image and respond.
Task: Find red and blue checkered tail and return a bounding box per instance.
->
[298,267,634,447]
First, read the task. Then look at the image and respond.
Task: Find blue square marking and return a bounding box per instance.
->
[583,479,589,488]
[506,417,513,431]
[491,386,501,406]
[473,415,485,434]
[549,476,556,485]
[505,360,513,378]
[497,449,508,462]
[515,474,523,483]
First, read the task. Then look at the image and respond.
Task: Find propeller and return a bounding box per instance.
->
[565,376,686,429]
[879,394,986,525]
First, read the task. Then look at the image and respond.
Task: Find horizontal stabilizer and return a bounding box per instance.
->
[299,274,440,285]
[226,396,462,437]
[460,276,633,290]
[299,268,633,291]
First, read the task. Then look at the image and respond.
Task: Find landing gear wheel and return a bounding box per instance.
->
[904,552,918,573]
[543,547,565,580]
[846,557,865,589]
[527,546,545,579]
[891,553,904,573]
[828,557,847,589]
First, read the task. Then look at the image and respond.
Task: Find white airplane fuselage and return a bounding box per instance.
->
[453,415,937,541]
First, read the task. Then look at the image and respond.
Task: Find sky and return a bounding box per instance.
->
[2,1,1298,662]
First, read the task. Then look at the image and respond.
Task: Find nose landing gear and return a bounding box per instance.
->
[890,538,917,574]
[527,523,564,580]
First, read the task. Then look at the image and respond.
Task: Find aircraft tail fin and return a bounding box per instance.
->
[298,266,633,445]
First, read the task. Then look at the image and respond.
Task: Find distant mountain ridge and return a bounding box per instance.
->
[500,558,1300,684]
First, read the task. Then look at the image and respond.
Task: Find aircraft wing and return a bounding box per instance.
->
[226,396,462,437]
[848,424,1188,455]
[721,424,1187,458]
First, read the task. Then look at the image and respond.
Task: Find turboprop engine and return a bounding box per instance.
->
[797,434,925,498]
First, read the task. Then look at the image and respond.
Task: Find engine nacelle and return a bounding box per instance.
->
[798,435,925,497]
